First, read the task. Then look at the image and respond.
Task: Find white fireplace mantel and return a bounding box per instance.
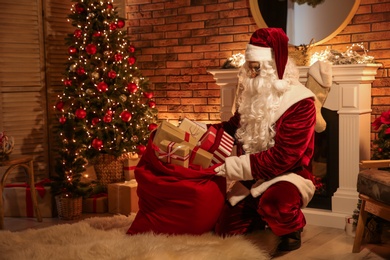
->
[208,63,381,229]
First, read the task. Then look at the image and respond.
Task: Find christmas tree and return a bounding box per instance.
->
[52,0,158,197]
[371,110,390,160]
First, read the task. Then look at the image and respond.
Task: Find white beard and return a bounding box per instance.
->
[235,59,297,154]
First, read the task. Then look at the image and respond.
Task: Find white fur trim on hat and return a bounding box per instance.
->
[245,44,273,62]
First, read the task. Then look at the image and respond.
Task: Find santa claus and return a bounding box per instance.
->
[211,28,317,252]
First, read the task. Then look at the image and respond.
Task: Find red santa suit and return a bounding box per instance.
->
[211,28,316,239]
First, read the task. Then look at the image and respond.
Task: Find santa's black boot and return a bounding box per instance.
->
[277,229,302,251]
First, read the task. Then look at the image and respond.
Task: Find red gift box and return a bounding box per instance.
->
[209,129,234,166]
[198,126,217,151]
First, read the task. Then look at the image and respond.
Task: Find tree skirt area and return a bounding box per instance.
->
[0,214,277,260]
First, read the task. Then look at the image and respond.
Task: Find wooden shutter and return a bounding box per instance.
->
[0,0,48,181]
[43,0,74,176]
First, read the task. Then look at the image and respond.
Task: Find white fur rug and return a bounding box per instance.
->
[0,214,273,260]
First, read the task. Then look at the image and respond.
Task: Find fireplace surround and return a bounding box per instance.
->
[209,63,381,229]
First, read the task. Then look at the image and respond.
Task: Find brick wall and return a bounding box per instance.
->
[125,0,390,134]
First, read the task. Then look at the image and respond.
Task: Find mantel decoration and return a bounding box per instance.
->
[310,43,376,65]
[222,53,245,69]
[51,0,158,211]
[0,131,14,160]
[222,43,376,70]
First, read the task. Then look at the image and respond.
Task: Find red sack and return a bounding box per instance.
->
[127,132,226,235]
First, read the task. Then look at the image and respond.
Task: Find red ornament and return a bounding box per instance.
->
[137,144,146,155]
[106,110,113,116]
[59,116,67,124]
[107,70,117,79]
[128,57,136,66]
[148,123,158,132]
[56,101,64,111]
[92,117,100,126]
[86,44,97,55]
[114,53,123,62]
[93,31,102,37]
[378,147,383,152]
[92,138,103,151]
[107,3,113,10]
[68,46,77,55]
[74,29,82,39]
[120,111,132,122]
[148,100,156,108]
[143,92,154,99]
[127,82,138,93]
[75,108,87,119]
[97,81,108,92]
[76,67,85,75]
[128,45,135,53]
[75,4,85,14]
[117,20,125,28]
[103,114,112,123]
[109,23,117,31]
[64,79,72,86]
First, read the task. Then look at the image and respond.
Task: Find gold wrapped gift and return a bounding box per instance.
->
[153,121,197,149]
[156,140,190,168]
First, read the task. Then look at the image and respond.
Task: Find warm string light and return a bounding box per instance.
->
[310,43,375,65]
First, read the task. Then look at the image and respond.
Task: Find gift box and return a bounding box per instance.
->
[82,193,108,213]
[108,180,138,215]
[3,179,53,218]
[123,154,140,180]
[178,118,207,142]
[155,140,190,168]
[209,130,235,166]
[153,120,197,149]
[189,146,213,169]
[198,126,217,151]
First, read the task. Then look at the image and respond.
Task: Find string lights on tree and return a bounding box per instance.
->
[51,0,158,197]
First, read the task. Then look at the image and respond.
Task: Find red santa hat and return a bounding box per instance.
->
[245,28,289,79]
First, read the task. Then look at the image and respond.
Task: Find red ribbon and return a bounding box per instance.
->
[153,143,189,163]
[124,166,136,171]
[5,178,51,217]
[89,193,108,213]
[184,132,190,142]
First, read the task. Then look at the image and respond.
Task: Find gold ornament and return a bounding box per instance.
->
[119,94,127,102]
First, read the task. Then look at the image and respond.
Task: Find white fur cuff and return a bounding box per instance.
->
[224,154,253,181]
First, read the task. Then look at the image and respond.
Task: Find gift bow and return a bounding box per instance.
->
[152,142,189,163]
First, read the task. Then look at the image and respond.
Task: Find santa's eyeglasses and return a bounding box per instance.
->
[247,62,260,77]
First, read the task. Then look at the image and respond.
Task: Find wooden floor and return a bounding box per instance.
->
[2,215,390,259]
